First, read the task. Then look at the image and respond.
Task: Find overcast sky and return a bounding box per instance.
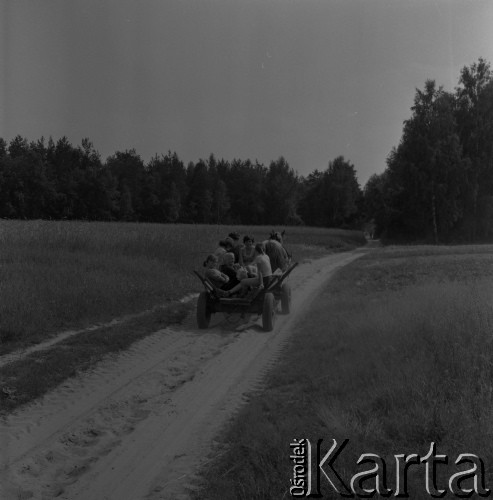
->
[2,0,493,185]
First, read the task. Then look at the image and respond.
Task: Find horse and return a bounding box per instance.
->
[268,230,285,244]
[263,230,290,272]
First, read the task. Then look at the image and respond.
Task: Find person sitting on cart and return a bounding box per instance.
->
[227,232,242,263]
[219,252,241,290]
[245,264,257,278]
[203,254,230,288]
[253,243,274,288]
[226,243,273,296]
[234,265,258,293]
[213,240,229,265]
[239,235,255,266]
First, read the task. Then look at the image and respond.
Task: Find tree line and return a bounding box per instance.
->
[0,135,362,228]
[364,58,493,242]
[3,58,491,241]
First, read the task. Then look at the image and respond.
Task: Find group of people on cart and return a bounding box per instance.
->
[203,231,289,297]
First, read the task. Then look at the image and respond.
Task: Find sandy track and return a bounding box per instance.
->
[0,251,363,500]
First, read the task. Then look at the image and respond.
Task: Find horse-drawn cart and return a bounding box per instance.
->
[193,262,298,332]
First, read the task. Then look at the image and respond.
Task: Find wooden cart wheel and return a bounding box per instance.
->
[262,292,275,332]
[197,292,211,329]
[281,282,291,314]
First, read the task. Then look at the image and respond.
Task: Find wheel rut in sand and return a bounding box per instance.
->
[0,251,364,500]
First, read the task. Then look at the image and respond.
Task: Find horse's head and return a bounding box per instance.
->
[269,230,285,244]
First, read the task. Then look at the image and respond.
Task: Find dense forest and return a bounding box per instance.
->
[365,58,493,242]
[1,58,492,242]
[0,138,361,228]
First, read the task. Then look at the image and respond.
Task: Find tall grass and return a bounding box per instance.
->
[196,247,493,499]
[313,280,493,495]
[0,220,365,351]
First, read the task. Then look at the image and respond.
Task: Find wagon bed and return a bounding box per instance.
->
[193,262,298,331]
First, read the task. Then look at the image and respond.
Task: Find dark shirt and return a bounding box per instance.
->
[219,264,240,290]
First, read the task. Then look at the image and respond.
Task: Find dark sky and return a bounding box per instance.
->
[2,0,493,185]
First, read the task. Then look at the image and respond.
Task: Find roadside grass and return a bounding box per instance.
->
[0,220,365,354]
[0,301,193,414]
[195,245,493,499]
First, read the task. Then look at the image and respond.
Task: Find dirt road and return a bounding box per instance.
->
[0,251,363,500]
